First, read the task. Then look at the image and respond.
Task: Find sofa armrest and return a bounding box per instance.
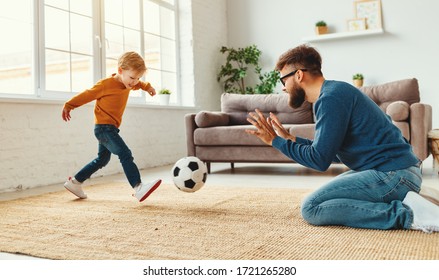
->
[185,113,197,156]
[195,111,230,127]
[386,101,410,121]
[410,103,432,161]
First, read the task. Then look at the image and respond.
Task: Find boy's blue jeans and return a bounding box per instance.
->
[301,163,422,230]
[74,124,141,188]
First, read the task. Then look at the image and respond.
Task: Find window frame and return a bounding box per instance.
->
[0,0,181,106]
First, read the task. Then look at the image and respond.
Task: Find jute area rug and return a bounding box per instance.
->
[0,182,438,260]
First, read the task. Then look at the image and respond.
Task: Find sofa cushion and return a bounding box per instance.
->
[386,101,410,121]
[360,78,420,112]
[194,124,314,146]
[195,146,291,162]
[194,125,266,146]
[195,111,229,128]
[289,123,316,140]
[221,93,314,125]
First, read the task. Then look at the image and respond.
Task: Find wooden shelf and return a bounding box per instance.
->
[302,28,384,43]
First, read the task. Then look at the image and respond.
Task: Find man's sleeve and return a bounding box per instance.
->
[271,96,350,171]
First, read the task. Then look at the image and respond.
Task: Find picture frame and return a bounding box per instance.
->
[347,18,367,31]
[354,0,382,30]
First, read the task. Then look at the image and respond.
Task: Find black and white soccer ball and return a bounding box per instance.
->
[172,156,207,192]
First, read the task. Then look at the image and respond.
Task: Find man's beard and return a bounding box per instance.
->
[288,84,306,109]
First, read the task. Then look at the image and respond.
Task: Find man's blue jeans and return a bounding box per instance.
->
[74,125,141,188]
[301,164,422,230]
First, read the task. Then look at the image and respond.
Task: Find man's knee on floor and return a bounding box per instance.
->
[300,197,322,226]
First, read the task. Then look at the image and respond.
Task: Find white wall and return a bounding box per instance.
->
[226,0,439,127]
[191,0,228,110]
[178,0,228,110]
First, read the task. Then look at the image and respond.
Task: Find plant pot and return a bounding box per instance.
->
[158,94,170,105]
[315,26,328,35]
[353,79,364,87]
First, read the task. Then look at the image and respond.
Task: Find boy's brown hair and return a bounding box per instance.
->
[118,51,147,73]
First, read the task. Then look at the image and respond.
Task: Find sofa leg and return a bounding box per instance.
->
[231,162,235,169]
[205,162,211,174]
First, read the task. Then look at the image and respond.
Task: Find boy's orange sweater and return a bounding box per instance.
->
[64,74,152,128]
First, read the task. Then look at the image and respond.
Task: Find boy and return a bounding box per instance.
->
[62,51,162,202]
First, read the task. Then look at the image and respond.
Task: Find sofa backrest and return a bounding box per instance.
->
[221,93,314,125]
[220,78,420,125]
[360,78,420,112]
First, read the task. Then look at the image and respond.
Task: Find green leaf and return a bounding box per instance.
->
[218,45,279,94]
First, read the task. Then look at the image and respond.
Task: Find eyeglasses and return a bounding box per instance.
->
[279,69,307,86]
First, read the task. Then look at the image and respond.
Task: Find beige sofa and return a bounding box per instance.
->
[185,78,432,173]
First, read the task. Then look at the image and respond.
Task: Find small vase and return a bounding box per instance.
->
[315,26,328,35]
[158,94,170,105]
[353,79,364,87]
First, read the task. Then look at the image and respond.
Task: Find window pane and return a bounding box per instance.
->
[162,71,177,104]
[145,69,160,103]
[46,50,70,92]
[124,28,141,53]
[161,38,176,72]
[162,0,175,5]
[160,7,175,39]
[45,0,68,10]
[0,0,33,94]
[105,0,123,25]
[44,1,93,93]
[123,0,140,29]
[70,0,92,17]
[106,58,118,77]
[144,34,161,70]
[105,23,124,59]
[45,6,70,51]
[71,54,93,92]
[104,0,142,77]
[143,0,160,35]
[130,89,143,98]
[70,13,93,54]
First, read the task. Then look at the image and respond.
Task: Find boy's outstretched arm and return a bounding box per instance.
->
[62,106,72,122]
[147,86,156,96]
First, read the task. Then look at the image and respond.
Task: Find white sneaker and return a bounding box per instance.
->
[403,191,439,233]
[64,177,87,199]
[133,179,162,202]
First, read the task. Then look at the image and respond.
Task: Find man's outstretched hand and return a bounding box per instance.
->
[245,109,277,146]
[269,112,296,142]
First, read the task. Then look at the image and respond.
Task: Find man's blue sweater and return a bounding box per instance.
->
[272,80,419,172]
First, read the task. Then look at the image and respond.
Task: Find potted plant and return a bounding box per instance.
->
[217,45,279,94]
[315,20,328,35]
[352,73,364,87]
[158,88,171,105]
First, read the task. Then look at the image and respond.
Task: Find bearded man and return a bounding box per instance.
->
[246,44,439,233]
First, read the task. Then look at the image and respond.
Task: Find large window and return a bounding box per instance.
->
[0,0,34,95]
[0,0,179,105]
